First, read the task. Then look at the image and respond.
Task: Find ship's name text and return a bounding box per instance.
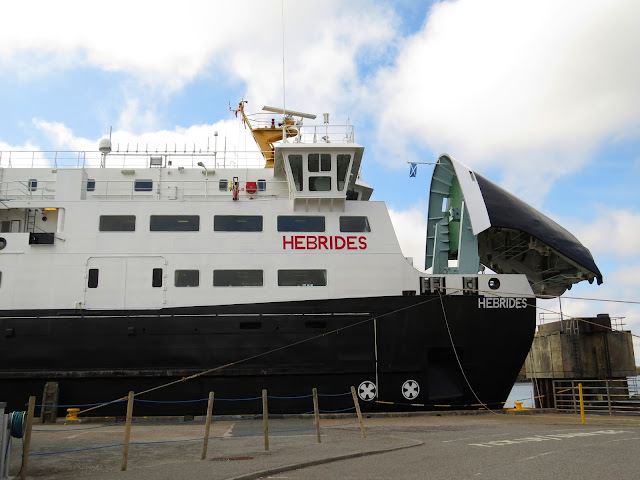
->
[478,297,528,309]
[283,235,367,250]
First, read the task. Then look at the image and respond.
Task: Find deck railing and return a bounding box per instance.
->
[0,124,355,170]
[0,179,290,201]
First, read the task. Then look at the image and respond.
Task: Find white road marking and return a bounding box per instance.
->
[521,451,554,461]
[469,429,628,447]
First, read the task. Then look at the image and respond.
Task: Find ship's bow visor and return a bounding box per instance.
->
[427,155,603,297]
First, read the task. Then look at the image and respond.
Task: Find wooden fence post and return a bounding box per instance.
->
[20,396,36,480]
[262,389,269,451]
[121,391,135,471]
[350,386,367,439]
[201,392,215,460]
[313,388,321,443]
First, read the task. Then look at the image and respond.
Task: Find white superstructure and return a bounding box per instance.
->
[0,108,534,313]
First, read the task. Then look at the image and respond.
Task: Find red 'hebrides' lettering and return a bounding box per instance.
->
[306,236,317,249]
[283,235,368,250]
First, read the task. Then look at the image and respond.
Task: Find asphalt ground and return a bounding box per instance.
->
[6,411,640,479]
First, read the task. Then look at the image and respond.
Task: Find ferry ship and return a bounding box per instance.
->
[0,103,602,415]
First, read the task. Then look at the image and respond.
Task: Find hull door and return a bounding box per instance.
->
[84,256,166,310]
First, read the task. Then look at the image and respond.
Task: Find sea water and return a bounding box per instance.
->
[503,382,535,408]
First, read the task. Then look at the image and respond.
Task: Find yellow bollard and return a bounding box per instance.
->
[578,383,586,424]
[508,401,529,411]
[66,408,80,421]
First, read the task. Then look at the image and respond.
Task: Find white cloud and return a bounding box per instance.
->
[372,0,640,198]
[389,205,428,270]
[0,140,47,167]
[538,260,640,364]
[32,119,96,152]
[567,208,640,259]
[30,117,261,168]
[0,1,397,110]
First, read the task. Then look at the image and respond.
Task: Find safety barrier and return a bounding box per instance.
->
[554,378,640,416]
[6,386,366,477]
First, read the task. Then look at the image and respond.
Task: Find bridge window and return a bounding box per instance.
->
[288,155,303,191]
[277,216,325,232]
[346,190,359,200]
[175,270,199,287]
[337,154,351,191]
[308,153,331,172]
[278,269,327,287]
[309,176,331,191]
[340,216,371,232]
[150,215,199,231]
[214,215,263,232]
[214,270,263,287]
[99,215,136,232]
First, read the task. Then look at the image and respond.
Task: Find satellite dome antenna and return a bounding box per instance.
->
[98,126,112,168]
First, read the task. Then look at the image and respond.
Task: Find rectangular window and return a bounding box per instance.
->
[214,215,263,232]
[346,190,359,200]
[308,153,331,172]
[219,179,228,191]
[309,176,331,191]
[174,270,199,287]
[99,215,136,232]
[213,270,263,287]
[277,216,325,232]
[28,179,37,191]
[337,154,351,191]
[152,268,163,287]
[150,215,199,231]
[288,154,303,191]
[134,179,153,192]
[88,269,99,288]
[87,179,96,191]
[339,216,371,232]
[257,179,266,191]
[278,270,327,287]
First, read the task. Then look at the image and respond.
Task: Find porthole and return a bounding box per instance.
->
[0,237,6,250]
[488,278,500,290]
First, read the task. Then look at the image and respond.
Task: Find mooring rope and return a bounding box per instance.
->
[71,283,636,416]
[76,295,444,415]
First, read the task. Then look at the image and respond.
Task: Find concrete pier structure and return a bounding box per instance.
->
[526,314,636,409]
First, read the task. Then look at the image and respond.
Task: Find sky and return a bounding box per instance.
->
[1,0,639,363]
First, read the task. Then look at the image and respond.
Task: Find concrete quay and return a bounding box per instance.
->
[6,411,640,479]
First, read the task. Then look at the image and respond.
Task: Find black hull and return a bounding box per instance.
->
[0,295,536,415]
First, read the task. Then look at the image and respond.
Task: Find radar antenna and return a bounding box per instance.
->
[234,101,316,168]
